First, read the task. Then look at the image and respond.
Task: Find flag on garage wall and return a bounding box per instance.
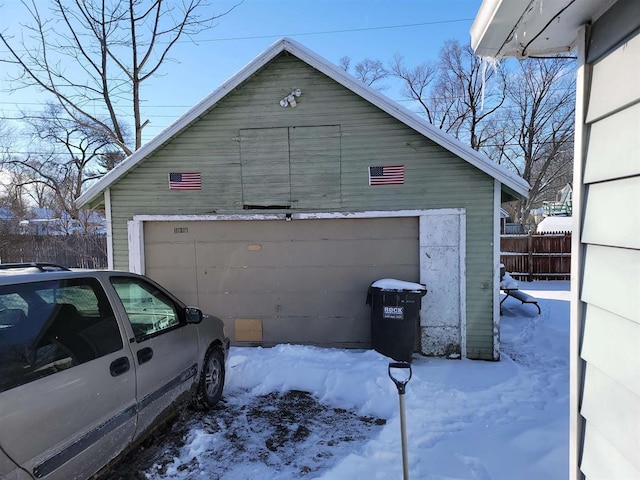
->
[168,172,201,190]
[368,165,404,185]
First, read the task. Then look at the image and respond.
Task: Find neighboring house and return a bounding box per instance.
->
[538,184,573,233]
[543,183,573,217]
[77,38,528,361]
[0,206,14,220]
[499,207,509,233]
[20,208,62,235]
[0,206,19,233]
[19,208,106,235]
[472,0,639,478]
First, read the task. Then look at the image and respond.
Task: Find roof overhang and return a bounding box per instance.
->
[77,37,529,209]
[471,0,616,58]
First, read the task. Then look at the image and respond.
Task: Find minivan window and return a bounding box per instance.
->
[111,277,181,340]
[0,278,123,393]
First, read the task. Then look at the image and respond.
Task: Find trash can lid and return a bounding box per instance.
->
[371,278,427,293]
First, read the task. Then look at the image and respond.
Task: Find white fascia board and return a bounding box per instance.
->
[471,0,613,59]
[470,0,530,57]
[78,37,529,207]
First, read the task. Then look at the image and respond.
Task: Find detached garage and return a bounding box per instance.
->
[77,38,528,360]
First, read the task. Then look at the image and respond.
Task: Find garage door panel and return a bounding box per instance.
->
[144,243,196,267]
[263,316,370,347]
[282,218,418,240]
[147,218,417,243]
[195,264,418,295]
[274,238,418,266]
[194,244,269,267]
[197,295,371,347]
[270,292,372,318]
[193,291,369,318]
[194,288,370,317]
[194,238,418,269]
[232,218,418,241]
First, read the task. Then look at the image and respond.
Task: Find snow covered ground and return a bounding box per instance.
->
[144,281,570,480]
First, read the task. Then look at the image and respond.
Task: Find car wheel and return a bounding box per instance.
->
[192,347,225,410]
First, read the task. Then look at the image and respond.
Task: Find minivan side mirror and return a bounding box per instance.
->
[185,307,203,324]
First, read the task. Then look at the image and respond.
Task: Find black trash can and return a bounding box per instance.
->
[366,279,427,362]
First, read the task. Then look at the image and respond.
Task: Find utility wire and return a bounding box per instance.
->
[0,18,474,55]
[184,19,476,42]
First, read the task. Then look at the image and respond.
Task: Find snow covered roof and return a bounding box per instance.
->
[536,216,573,233]
[77,37,529,208]
[0,206,15,220]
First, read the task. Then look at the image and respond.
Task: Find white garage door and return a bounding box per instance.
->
[143,217,419,348]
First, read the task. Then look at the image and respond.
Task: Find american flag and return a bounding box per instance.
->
[168,172,201,190]
[368,165,404,185]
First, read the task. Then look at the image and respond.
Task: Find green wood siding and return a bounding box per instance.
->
[290,125,341,209]
[108,52,497,359]
[240,127,290,206]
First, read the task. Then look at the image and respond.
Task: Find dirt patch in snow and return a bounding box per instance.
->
[97,390,385,479]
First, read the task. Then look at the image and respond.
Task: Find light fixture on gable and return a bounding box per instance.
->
[279,88,302,108]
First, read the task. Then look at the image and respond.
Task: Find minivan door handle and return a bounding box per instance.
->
[137,347,154,365]
[110,357,130,377]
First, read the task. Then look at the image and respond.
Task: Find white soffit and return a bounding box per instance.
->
[471,0,615,58]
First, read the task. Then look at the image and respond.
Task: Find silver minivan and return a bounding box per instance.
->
[0,263,229,480]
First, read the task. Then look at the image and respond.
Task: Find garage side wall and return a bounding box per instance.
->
[109,53,496,359]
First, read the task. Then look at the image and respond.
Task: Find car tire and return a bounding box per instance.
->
[192,346,225,410]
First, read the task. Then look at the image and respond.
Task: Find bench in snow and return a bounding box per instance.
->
[500,288,541,314]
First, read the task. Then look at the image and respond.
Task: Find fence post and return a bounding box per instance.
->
[527,231,534,282]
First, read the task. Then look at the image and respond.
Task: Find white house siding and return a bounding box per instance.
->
[577,26,640,479]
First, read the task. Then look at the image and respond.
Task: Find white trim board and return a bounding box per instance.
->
[104,188,114,271]
[493,179,501,361]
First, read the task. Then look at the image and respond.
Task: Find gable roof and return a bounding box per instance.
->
[77,37,529,208]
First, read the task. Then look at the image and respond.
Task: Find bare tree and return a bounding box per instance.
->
[339,56,389,88]
[0,0,238,155]
[392,41,505,151]
[389,54,438,124]
[491,58,575,225]
[97,150,126,172]
[0,122,28,225]
[338,56,351,72]
[432,40,506,151]
[0,119,16,163]
[2,170,31,218]
[2,103,121,230]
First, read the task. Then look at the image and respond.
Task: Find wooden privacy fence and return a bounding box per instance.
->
[500,232,571,281]
[0,234,107,269]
